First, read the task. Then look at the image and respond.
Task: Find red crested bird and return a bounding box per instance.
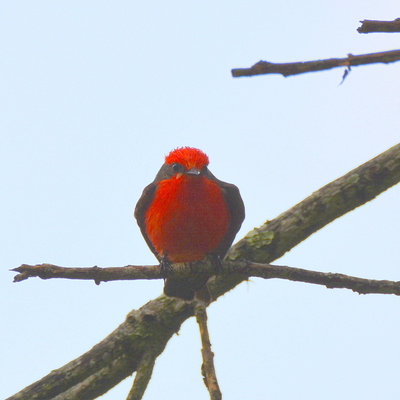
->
[134,147,245,300]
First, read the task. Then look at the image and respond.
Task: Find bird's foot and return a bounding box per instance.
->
[211,255,223,276]
[159,256,173,279]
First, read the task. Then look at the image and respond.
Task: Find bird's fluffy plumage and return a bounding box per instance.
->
[135,147,245,300]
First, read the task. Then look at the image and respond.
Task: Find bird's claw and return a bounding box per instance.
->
[211,255,223,276]
[160,256,173,279]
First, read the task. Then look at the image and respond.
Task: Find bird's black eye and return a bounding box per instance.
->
[171,163,184,173]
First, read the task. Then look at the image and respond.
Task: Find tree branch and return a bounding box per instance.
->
[11,260,400,296]
[126,351,156,400]
[227,143,400,264]
[6,297,196,400]
[212,143,400,300]
[196,304,222,400]
[231,262,400,295]
[8,143,400,400]
[358,18,400,33]
[231,50,400,78]
[11,263,161,284]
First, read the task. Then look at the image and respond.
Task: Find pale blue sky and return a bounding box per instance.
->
[2,2,399,399]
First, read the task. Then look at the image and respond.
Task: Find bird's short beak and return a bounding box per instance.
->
[186,168,201,176]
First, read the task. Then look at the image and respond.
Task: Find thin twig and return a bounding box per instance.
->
[195,304,222,400]
[231,261,400,295]
[11,263,160,283]
[231,50,400,78]
[358,18,400,33]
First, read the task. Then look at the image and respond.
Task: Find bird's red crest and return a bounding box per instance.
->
[165,147,209,170]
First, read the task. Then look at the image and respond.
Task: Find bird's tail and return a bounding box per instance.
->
[164,276,211,302]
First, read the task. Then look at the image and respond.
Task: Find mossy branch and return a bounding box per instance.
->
[127,351,156,400]
[6,297,196,400]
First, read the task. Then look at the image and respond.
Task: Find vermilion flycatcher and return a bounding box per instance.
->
[135,147,245,300]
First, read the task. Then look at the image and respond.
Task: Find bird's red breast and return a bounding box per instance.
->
[144,171,230,262]
[135,146,245,300]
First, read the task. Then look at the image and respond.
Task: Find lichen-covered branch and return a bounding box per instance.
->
[6,297,195,400]
[227,143,400,263]
[358,18,400,33]
[7,143,400,400]
[231,50,400,78]
[212,142,400,298]
[126,352,156,400]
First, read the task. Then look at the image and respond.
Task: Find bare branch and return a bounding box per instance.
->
[231,261,400,296]
[11,260,215,284]
[196,304,222,400]
[231,50,400,78]
[11,263,160,284]
[358,18,400,33]
[11,260,400,296]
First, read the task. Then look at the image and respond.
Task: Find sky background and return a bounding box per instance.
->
[1,2,399,399]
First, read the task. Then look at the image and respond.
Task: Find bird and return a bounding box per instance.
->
[134,147,245,301]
